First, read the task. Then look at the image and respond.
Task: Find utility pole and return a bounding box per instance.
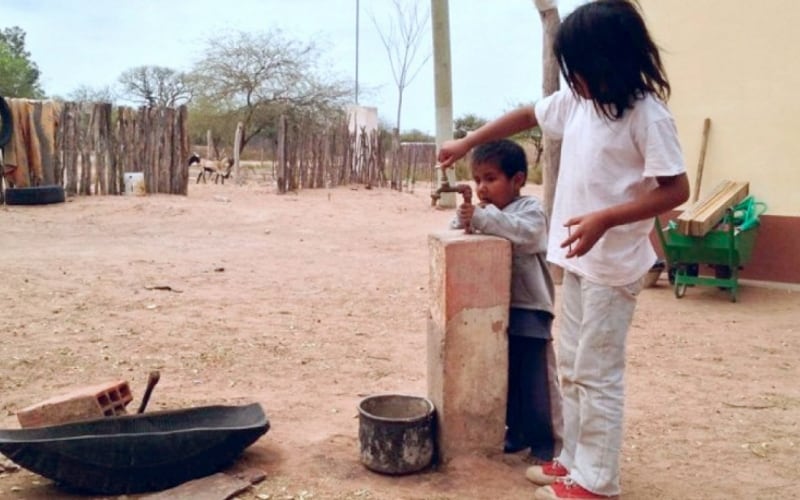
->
[431,0,456,208]
[355,0,360,104]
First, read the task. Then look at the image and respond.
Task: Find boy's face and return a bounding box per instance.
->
[471,162,524,210]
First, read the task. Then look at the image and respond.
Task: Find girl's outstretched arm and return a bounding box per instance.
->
[561,173,690,258]
[437,106,538,168]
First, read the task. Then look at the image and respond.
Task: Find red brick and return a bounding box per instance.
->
[17,380,132,428]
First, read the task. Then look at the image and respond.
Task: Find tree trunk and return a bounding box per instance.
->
[539,6,561,221]
[537,4,563,283]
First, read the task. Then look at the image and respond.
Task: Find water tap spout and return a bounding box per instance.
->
[431,181,474,234]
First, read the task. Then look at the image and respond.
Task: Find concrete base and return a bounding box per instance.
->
[427,231,511,463]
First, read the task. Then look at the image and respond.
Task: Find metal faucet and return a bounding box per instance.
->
[431,180,474,234]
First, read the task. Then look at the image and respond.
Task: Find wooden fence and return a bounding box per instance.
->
[273,114,435,194]
[1,98,188,197]
[1,98,434,199]
[275,115,385,193]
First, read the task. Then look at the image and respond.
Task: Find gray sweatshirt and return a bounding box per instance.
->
[450,196,555,315]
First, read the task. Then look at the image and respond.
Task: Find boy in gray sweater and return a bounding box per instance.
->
[450,139,562,462]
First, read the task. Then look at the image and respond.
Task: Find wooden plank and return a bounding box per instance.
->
[677,180,731,235]
[689,181,748,236]
[140,472,250,500]
[677,180,749,237]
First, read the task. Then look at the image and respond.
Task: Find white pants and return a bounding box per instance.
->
[556,271,642,496]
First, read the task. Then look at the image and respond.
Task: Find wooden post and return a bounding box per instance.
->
[176,105,189,194]
[277,114,287,194]
[233,122,243,185]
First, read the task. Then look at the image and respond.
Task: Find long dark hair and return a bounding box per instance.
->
[554,0,670,120]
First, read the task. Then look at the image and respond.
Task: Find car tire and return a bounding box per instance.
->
[4,185,66,205]
[0,95,12,148]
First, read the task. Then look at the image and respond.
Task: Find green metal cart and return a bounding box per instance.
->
[655,202,761,302]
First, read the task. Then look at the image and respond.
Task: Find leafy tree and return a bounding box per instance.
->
[0,26,44,98]
[186,95,246,156]
[453,113,487,138]
[118,65,191,107]
[400,129,434,143]
[189,29,350,154]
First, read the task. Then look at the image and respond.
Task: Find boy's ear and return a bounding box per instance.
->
[512,171,527,189]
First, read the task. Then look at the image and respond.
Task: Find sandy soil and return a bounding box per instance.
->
[0,174,798,500]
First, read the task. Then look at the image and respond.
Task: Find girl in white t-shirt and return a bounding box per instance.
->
[437,1,690,498]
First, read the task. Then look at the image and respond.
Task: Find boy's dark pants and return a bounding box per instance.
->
[506,334,556,461]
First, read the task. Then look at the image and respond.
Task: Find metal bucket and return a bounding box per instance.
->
[357,394,435,475]
[123,172,146,196]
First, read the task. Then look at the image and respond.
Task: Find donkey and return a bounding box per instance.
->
[189,153,234,184]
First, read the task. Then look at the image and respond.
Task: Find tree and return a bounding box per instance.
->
[118,65,192,107]
[189,29,350,154]
[0,26,44,98]
[534,0,563,281]
[400,128,434,143]
[371,0,431,135]
[453,113,487,138]
[67,84,116,103]
[533,0,562,219]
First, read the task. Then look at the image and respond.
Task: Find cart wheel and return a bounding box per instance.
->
[675,283,687,298]
[715,265,732,291]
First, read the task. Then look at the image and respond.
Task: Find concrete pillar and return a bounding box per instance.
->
[431,0,457,208]
[427,231,511,463]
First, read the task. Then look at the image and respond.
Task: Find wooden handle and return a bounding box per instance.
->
[692,118,712,203]
[137,370,161,414]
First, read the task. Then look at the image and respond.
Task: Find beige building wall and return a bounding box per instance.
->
[639,0,800,216]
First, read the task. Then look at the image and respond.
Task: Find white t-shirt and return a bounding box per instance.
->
[535,90,686,286]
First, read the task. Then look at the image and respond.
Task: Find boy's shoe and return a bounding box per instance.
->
[533,478,618,499]
[525,460,569,485]
[503,439,529,454]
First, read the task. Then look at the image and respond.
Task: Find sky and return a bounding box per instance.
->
[1,0,584,136]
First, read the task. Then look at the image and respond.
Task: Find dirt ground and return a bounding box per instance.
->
[0,173,798,500]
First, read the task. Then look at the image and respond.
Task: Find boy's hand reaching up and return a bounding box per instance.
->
[456,202,475,227]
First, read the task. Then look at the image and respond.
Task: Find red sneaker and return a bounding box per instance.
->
[533,478,617,499]
[525,460,569,485]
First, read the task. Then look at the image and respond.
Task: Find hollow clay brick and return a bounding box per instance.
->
[16,380,132,428]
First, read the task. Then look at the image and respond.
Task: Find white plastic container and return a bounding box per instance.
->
[123,172,146,196]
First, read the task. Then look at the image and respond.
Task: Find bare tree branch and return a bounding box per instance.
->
[118,65,192,107]
[189,29,350,153]
[371,0,431,133]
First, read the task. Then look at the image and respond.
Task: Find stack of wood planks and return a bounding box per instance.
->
[676,180,749,236]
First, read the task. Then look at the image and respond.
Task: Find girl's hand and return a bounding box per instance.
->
[456,202,475,226]
[561,211,611,258]
[437,138,471,170]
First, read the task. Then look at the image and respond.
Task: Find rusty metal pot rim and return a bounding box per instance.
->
[357,393,435,424]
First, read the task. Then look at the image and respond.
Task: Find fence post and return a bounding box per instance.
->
[234,122,243,185]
